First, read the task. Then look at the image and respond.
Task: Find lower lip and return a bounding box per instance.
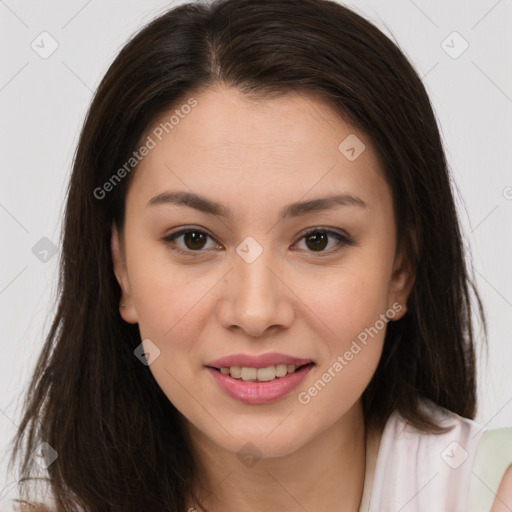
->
[206,364,314,405]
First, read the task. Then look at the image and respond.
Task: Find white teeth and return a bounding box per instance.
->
[257,366,276,381]
[218,363,306,381]
[230,366,242,379]
[275,364,288,377]
[241,367,257,381]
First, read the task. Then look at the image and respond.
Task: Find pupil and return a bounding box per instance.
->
[184,231,206,250]
[306,232,327,251]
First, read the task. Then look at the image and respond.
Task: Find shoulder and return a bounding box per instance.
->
[368,400,510,512]
[470,426,512,512]
[383,398,484,450]
[491,466,512,511]
[368,401,484,510]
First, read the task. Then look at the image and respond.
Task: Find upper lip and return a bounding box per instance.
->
[206,353,314,369]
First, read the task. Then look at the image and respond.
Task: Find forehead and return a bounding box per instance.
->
[128,85,389,213]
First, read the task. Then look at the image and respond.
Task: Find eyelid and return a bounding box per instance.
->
[161,226,354,255]
[293,227,354,255]
[162,226,222,255]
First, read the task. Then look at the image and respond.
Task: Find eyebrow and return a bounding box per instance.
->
[146,190,366,220]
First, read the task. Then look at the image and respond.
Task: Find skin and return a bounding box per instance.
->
[491,467,512,511]
[111,84,416,511]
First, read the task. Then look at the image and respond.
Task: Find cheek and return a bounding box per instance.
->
[132,272,214,355]
[126,236,214,340]
[301,258,393,348]
[293,270,390,431]
[301,276,388,392]
[129,263,214,415]
[294,246,393,405]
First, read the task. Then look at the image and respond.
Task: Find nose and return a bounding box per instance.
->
[217,245,295,337]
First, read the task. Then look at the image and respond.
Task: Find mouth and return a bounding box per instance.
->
[206,362,315,382]
[206,360,315,404]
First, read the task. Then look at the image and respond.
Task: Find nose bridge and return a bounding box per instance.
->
[235,235,278,307]
[219,235,294,335]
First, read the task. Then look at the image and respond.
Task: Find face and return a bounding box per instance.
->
[111,85,414,459]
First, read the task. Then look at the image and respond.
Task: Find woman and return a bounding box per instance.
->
[6,0,512,510]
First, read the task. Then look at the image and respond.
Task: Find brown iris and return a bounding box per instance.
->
[304,231,328,251]
[183,231,208,250]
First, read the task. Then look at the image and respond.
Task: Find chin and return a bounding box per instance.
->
[209,422,309,461]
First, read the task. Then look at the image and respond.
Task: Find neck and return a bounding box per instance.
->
[186,401,368,512]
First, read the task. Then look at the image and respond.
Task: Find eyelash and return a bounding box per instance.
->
[161,226,354,257]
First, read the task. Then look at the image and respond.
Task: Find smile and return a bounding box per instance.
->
[216,363,313,382]
[206,362,315,404]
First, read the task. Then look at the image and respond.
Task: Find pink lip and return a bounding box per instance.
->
[206,352,313,369]
[206,363,314,405]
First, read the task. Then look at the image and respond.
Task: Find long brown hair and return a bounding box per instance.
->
[7,0,485,510]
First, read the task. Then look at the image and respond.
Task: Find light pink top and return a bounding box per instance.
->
[359,400,512,512]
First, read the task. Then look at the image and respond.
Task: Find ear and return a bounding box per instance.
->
[111,223,138,324]
[387,227,417,321]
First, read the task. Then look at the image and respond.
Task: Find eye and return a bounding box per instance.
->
[162,228,221,254]
[293,228,353,254]
[162,226,353,256]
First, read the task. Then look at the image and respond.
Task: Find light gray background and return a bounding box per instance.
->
[1,0,511,502]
